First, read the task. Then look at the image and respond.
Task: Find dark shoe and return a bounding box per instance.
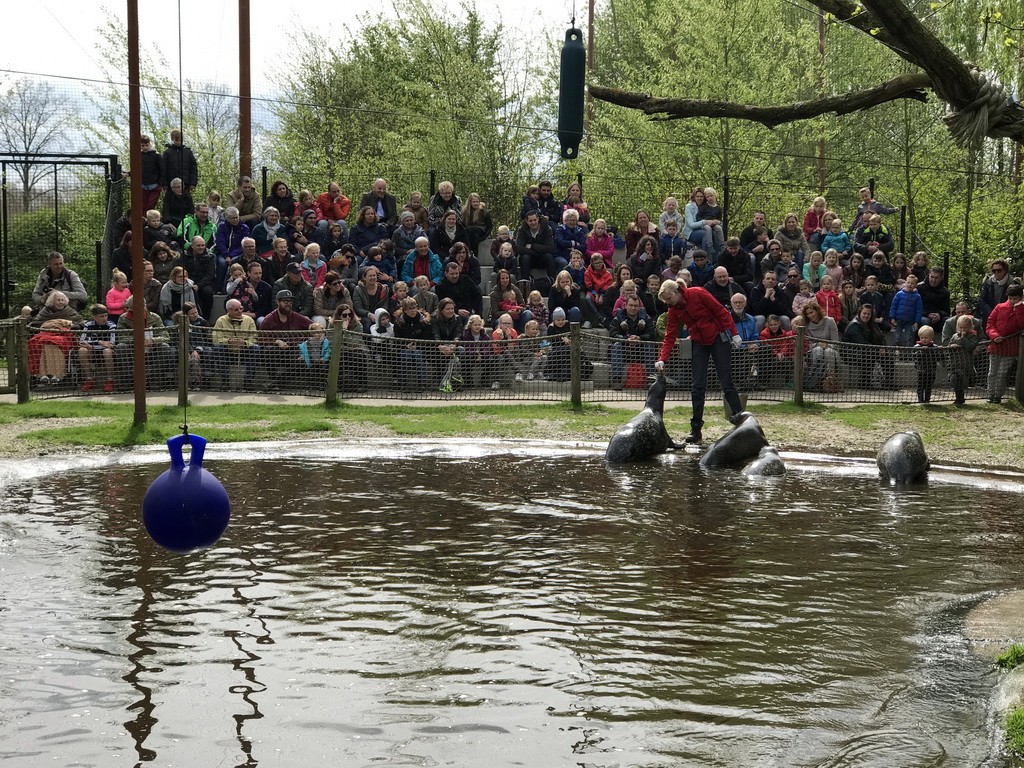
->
[988,396,1002,404]
[683,431,703,444]
[728,412,746,426]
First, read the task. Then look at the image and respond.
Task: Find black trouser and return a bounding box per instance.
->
[691,336,742,430]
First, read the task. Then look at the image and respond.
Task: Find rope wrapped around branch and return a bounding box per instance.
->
[943,68,1008,147]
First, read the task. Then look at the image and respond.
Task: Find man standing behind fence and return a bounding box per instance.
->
[655,279,744,444]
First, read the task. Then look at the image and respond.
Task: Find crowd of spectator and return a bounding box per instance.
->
[20,132,1024,402]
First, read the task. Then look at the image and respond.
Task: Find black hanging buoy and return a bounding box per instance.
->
[558,27,586,159]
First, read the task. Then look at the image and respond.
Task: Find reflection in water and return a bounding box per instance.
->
[0,444,1023,767]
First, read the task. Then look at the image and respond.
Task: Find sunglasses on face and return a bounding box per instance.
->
[340,312,352,317]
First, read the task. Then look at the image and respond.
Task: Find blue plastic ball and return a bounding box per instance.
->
[142,434,231,554]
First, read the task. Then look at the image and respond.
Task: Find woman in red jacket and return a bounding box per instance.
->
[655,279,744,443]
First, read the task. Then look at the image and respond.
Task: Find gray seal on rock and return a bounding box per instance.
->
[700,412,768,469]
[877,431,929,483]
[742,446,786,477]
[605,374,680,463]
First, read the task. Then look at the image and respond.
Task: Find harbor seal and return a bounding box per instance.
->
[877,431,929,483]
[742,446,786,477]
[699,412,769,469]
[605,374,680,463]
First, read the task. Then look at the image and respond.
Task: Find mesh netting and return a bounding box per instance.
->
[21,322,1019,405]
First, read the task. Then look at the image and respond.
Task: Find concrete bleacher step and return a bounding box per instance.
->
[478,239,494,266]
[512,379,592,394]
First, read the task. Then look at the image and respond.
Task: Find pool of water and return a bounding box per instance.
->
[2,440,1024,767]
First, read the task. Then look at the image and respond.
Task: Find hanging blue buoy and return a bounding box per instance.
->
[142,433,231,554]
[558,26,586,159]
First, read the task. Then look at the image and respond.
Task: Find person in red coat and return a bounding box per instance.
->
[985,284,1024,403]
[316,182,352,236]
[655,279,745,443]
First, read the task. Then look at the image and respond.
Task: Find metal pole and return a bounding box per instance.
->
[1016,335,1024,403]
[325,320,344,405]
[817,14,826,195]
[54,164,59,252]
[868,177,875,198]
[793,326,805,406]
[1,162,8,319]
[899,205,907,254]
[261,166,268,201]
[177,317,188,408]
[238,0,252,179]
[585,0,594,149]
[94,240,103,303]
[16,319,29,403]
[429,170,437,196]
[569,322,582,411]
[128,0,147,426]
[722,174,730,238]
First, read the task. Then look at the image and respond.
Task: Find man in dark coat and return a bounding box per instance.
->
[160,129,198,192]
[434,260,482,319]
[359,178,398,231]
[182,236,218,319]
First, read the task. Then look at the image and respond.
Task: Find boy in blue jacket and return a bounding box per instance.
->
[659,220,688,262]
[888,274,922,346]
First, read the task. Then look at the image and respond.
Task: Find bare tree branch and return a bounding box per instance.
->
[589,74,932,129]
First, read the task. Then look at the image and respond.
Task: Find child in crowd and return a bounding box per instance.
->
[662,255,684,282]
[803,250,826,290]
[820,219,852,263]
[613,280,640,314]
[585,219,615,264]
[389,280,410,315]
[207,191,224,227]
[759,314,794,386]
[804,196,828,247]
[772,249,797,282]
[490,227,518,275]
[947,314,980,405]
[658,196,683,234]
[363,246,395,284]
[823,249,843,288]
[857,276,889,331]
[659,220,687,263]
[298,323,330,379]
[499,285,525,319]
[78,303,117,392]
[370,307,394,340]
[700,188,725,257]
[105,269,131,323]
[225,263,254,315]
[889,274,922,346]
[411,275,438,315]
[405,192,429,231]
[567,249,586,289]
[866,252,897,296]
[520,185,541,220]
[564,193,589,226]
[891,252,910,287]
[815,275,842,326]
[791,279,816,317]
[526,290,549,330]
[839,280,860,332]
[517,319,546,380]
[913,324,938,403]
[686,250,714,286]
[911,251,930,282]
[300,246,327,289]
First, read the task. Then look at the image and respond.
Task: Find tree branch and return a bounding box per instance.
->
[589,74,932,129]
[803,0,918,67]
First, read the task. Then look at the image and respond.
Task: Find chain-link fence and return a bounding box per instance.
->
[16,318,1022,408]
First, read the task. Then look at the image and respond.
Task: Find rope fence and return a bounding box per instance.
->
[11,319,1023,408]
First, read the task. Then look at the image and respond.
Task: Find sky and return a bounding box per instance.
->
[1,0,572,91]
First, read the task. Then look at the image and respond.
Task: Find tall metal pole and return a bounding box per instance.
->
[817,15,827,195]
[586,0,595,149]
[238,0,252,179]
[128,0,147,425]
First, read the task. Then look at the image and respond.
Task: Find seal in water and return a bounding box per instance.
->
[877,431,929,483]
[699,412,768,469]
[605,374,681,463]
[742,445,786,476]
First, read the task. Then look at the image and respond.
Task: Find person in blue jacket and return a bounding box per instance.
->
[400,237,444,287]
[553,209,588,270]
[888,273,923,346]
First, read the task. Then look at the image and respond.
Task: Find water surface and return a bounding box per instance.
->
[1,441,1023,767]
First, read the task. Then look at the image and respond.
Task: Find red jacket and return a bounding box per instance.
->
[316,191,352,222]
[986,299,1024,356]
[803,208,825,239]
[584,265,613,298]
[759,326,794,358]
[815,289,842,325]
[659,286,738,360]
